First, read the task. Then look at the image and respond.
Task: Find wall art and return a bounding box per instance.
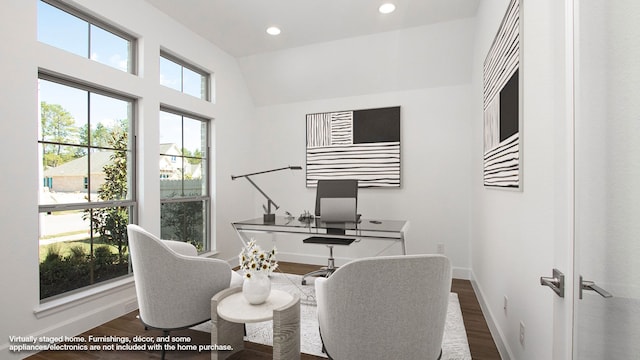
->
[483,0,522,189]
[306,106,400,188]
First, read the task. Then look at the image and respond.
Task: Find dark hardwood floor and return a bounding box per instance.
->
[27,262,500,360]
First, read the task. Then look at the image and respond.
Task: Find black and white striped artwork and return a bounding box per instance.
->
[483,0,521,189]
[306,106,401,188]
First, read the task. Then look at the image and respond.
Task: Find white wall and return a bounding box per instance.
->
[470,0,572,359]
[235,20,476,278]
[238,18,476,106]
[0,0,254,358]
[249,86,473,276]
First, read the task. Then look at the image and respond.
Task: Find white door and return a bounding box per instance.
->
[573,0,640,358]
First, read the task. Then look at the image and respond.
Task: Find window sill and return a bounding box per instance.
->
[200,250,220,258]
[34,276,135,319]
[33,252,221,318]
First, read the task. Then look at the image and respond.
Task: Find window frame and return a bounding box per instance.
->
[38,72,138,210]
[38,0,137,74]
[160,50,211,101]
[159,106,212,252]
[37,73,137,301]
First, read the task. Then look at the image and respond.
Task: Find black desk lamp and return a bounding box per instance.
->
[231,165,302,223]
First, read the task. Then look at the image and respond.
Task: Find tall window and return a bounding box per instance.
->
[38,75,136,300]
[159,109,210,252]
[160,52,210,100]
[37,0,135,73]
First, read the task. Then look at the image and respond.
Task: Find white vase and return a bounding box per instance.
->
[242,272,271,305]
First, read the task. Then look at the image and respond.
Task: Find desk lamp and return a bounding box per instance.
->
[231,165,302,223]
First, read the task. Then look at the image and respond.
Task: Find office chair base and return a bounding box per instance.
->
[301,241,350,284]
[301,267,337,285]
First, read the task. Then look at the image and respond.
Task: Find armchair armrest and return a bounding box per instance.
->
[162,239,198,257]
[315,277,330,333]
[315,277,329,304]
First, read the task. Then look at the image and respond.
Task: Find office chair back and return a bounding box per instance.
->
[314,179,358,217]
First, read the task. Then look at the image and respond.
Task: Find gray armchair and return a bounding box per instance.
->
[127,225,242,358]
[315,254,452,360]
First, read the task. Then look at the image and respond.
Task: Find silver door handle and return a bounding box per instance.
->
[540,269,565,298]
[580,276,613,299]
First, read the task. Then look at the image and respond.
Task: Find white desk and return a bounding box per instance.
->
[211,287,300,360]
[232,216,409,255]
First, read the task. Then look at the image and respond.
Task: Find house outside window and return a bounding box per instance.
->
[160,52,210,100]
[37,0,135,74]
[38,75,136,301]
[159,109,210,252]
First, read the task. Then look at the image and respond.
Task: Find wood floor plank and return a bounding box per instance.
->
[27,261,500,359]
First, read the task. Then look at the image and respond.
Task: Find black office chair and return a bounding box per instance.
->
[301,179,358,285]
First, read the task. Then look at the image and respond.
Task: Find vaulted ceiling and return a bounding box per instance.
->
[145,0,482,106]
[146,0,480,57]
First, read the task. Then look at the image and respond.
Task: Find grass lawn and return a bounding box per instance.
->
[39,238,125,262]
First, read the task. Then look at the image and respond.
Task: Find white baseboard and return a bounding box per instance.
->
[452,267,471,280]
[469,270,513,360]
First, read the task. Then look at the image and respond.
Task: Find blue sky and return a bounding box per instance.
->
[37,1,129,72]
[39,79,129,135]
[37,0,206,155]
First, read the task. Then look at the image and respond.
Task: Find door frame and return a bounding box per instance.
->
[552,0,577,359]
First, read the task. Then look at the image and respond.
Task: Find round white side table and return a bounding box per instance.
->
[211,287,300,360]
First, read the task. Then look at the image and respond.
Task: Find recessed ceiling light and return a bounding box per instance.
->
[379,3,396,14]
[266,26,281,36]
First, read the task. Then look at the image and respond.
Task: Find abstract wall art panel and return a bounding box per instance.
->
[483,0,522,189]
[306,106,400,188]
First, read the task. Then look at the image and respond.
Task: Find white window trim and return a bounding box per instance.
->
[33,276,135,319]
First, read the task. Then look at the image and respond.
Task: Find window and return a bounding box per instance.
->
[160,52,210,100]
[159,109,210,252]
[38,75,136,301]
[37,0,135,73]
